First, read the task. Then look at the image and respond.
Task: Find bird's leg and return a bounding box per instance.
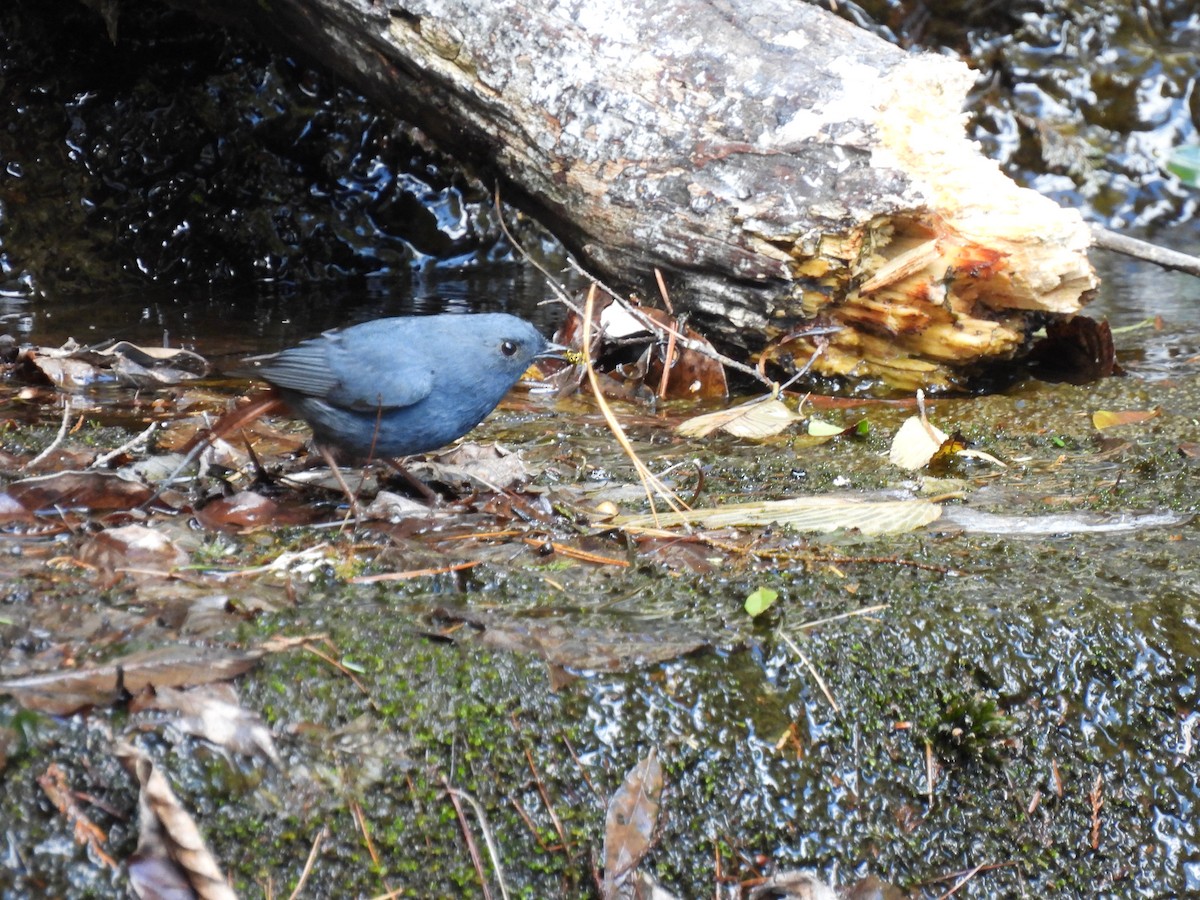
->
[384,458,442,506]
[317,445,365,518]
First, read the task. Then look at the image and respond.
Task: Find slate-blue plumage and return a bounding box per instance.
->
[245,313,550,459]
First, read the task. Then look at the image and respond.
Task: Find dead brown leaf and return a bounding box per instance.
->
[408,441,533,490]
[0,491,34,524]
[7,470,155,512]
[195,491,280,530]
[602,750,662,899]
[20,340,210,391]
[640,308,727,400]
[116,741,239,900]
[552,294,727,402]
[1029,316,1122,384]
[0,645,263,715]
[79,524,189,577]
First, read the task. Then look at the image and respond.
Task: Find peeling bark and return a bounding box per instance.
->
[159,0,1099,389]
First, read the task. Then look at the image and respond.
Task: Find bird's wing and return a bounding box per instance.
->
[249,327,435,412]
[243,341,341,398]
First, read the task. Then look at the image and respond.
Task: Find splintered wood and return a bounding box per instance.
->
[771,55,1097,390]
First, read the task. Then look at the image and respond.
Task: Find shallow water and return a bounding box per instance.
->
[2,1,1200,897]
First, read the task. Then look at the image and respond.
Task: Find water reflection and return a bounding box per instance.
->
[1091,247,1200,328]
[18,265,568,366]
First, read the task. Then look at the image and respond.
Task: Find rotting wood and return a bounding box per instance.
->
[153,0,1100,390]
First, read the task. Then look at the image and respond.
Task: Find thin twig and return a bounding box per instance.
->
[918,860,1018,889]
[286,825,329,900]
[934,862,989,900]
[1091,223,1200,278]
[522,745,573,861]
[350,800,382,868]
[493,186,584,317]
[1088,772,1104,850]
[561,734,602,801]
[794,604,889,631]
[568,256,773,387]
[926,739,936,808]
[350,560,483,583]
[777,630,840,713]
[90,421,158,468]
[509,797,559,851]
[444,780,495,900]
[26,403,72,470]
[302,643,372,697]
[581,285,691,527]
[447,785,511,900]
[653,267,674,315]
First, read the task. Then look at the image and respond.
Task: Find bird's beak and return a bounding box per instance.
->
[536,342,571,362]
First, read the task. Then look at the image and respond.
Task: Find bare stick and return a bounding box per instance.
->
[934,861,989,900]
[26,404,72,470]
[777,630,840,714]
[794,604,889,631]
[446,786,511,900]
[90,421,158,469]
[492,186,584,318]
[566,256,775,388]
[286,825,329,900]
[444,780,495,900]
[1091,224,1200,278]
[582,285,691,526]
[521,745,573,860]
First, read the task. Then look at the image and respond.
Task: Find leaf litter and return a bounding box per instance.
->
[0,298,1183,896]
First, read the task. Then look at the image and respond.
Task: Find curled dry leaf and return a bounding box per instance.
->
[407,441,533,490]
[554,293,727,401]
[603,749,663,899]
[0,492,34,525]
[677,395,801,439]
[890,416,1007,471]
[364,490,434,521]
[1029,316,1121,384]
[639,308,728,401]
[888,414,948,471]
[195,491,280,530]
[95,341,211,386]
[21,340,210,391]
[133,684,281,766]
[116,741,238,900]
[26,355,100,390]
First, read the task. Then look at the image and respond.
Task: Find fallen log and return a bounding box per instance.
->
[159,0,1099,390]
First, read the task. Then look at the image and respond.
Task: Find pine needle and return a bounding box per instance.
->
[581,285,690,528]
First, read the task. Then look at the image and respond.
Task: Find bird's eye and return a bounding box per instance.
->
[500,340,517,357]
